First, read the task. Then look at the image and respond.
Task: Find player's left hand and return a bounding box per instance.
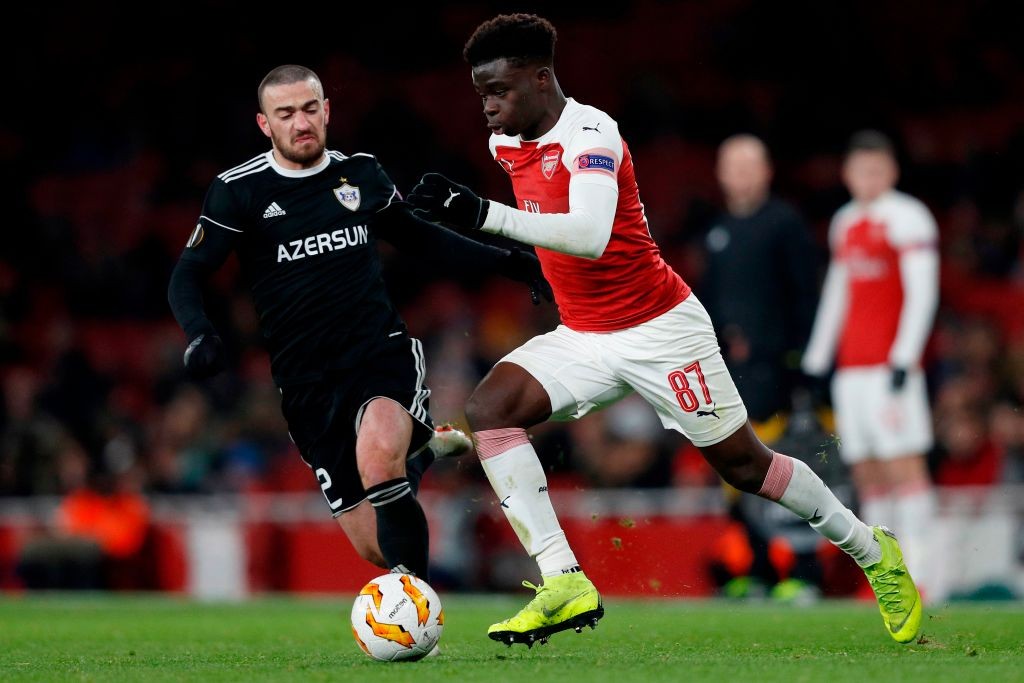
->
[407,173,489,230]
[183,333,226,380]
[500,246,554,305]
[890,366,907,392]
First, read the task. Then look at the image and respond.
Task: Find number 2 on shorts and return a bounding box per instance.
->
[667,361,712,413]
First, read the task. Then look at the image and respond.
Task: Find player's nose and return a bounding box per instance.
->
[482,96,500,117]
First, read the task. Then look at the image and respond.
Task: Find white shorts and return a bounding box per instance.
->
[500,296,747,447]
[832,366,933,463]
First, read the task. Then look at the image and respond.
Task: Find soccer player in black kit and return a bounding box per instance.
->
[167,65,550,580]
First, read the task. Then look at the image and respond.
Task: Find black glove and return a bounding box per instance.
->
[799,371,831,408]
[407,173,489,230]
[500,246,554,306]
[183,333,226,380]
[890,366,907,392]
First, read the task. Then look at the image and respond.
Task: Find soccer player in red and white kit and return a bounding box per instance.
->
[409,14,920,646]
[803,130,940,602]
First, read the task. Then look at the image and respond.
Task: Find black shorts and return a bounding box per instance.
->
[280,337,433,516]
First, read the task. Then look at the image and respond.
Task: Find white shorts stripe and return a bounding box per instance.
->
[410,338,429,422]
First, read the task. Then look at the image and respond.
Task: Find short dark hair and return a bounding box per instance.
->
[258,65,323,112]
[846,129,895,157]
[464,13,557,67]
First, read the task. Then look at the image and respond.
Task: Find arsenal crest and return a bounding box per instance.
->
[541,150,561,180]
[334,182,361,211]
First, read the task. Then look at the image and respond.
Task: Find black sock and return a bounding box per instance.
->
[365,477,429,580]
[405,448,435,497]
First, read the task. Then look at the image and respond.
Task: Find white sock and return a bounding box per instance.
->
[476,429,579,578]
[759,452,881,567]
[891,483,937,595]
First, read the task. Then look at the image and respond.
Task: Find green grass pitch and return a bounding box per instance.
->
[1,595,1021,682]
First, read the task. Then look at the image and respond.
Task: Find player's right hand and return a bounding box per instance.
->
[407,173,489,230]
[183,333,226,379]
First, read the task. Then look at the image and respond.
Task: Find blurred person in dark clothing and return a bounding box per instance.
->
[16,439,151,590]
[699,134,822,601]
[166,65,548,580]
[701,134,818,428]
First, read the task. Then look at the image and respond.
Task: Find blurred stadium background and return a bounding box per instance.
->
[2,1,1022,604]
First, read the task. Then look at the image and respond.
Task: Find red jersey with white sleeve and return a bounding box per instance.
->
[802,190,939,371]
[483,98,689,332]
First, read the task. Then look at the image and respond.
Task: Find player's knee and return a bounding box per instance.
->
[358,454,405,489]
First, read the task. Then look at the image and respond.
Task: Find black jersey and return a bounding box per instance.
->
[701,197,817,359]
[180,150,407,386]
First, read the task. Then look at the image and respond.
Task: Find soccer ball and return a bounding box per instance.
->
[350,573,444,661]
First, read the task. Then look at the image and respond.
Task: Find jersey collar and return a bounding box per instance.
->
[265,149,332,178]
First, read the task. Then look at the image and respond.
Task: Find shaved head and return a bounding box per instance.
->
[717,134,773,216]
[258,64,324,114]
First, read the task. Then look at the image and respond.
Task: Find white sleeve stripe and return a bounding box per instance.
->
[221,164,269,183]
[382,186,399,210]
[200,215,244,233]
[217,153,267,179]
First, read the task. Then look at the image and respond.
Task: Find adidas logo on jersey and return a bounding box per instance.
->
[263,202,286,218]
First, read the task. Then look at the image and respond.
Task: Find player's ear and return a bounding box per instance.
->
[323,98,330,126]
[534,66,552,91]
[256,112,272,139]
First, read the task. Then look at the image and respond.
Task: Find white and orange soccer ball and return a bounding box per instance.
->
[350,573,444,661]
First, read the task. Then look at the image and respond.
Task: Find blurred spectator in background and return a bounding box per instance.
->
[16,441,151,590]
[802,130,941,601]
[698,134,821,600]
[569,395,676,489]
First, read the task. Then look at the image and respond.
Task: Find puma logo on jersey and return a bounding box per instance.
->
[582,123,601,132]
[498,158,515,174]
[443,189,460,208]
[263,202,286,218]
[277,225,369,262]
[696,404,720,419]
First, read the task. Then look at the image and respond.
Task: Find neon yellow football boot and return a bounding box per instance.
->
[488,571,604,647]
[863,526,922,644]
